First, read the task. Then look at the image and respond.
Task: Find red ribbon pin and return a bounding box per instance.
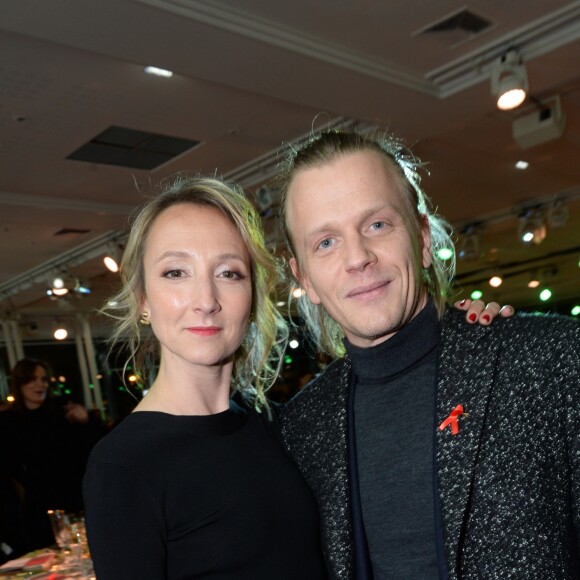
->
[439,404,465,435]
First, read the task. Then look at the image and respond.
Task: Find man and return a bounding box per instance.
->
[277,129,579,579]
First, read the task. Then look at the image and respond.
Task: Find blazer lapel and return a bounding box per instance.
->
[435,312,502,578]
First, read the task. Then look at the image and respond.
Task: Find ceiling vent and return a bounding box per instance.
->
[416,9,493,44]
[54,228,91,236]
[67,126,201,170]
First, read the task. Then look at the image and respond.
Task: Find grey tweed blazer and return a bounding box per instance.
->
[280,310,580,579]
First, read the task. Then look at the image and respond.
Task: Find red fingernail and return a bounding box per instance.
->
[482,314,490,322]
[459,299,467,307]
[469,313,477,322]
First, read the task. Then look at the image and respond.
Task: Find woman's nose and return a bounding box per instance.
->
[194,279,221,313]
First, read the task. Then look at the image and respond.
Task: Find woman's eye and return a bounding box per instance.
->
[370,221,386,230]
[219,270,241,279]
[163,269,183,279]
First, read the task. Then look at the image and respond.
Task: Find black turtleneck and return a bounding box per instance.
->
[345,300,441,579]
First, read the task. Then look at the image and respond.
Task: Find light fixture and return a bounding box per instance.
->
[539,288,552,302]
[53,325,68,340]
[436,247,454,261]
[73,280,92,296]
[104,243,123,273]
[458,225,482,261]
[470,289,483,300]
[571,305,580,316]
[518,208,546,245]
[489,275,503,288]
[289,339,299,349]
[491,49,528,111]
[546,200,568,228]
[144,66,173,78]
[514,160,529,170]
[527,271,541,288]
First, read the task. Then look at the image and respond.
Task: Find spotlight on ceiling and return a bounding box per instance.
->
[53,323,68,341]
[144,66,173,78]
[489,275,503,288]
[104,243,123,273]
[546,200,569,229]
[518,208,546,245]
[491,49,528,111]
[458,225,482,261]
[527,271,541,289]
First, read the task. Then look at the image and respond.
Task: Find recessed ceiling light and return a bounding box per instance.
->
[515,160,529,170]
[144,66,173,78]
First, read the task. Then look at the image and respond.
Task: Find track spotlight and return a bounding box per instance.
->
[53,324,68,340]
[489,275,503,288]
[527,271,541,288]
[458,225,482,261]
[546,200,568,228]
[491,49,528,111]
[104,243,122,273]
[518,208,546,245]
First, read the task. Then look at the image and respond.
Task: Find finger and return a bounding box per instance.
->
[454,298,472,310]
[499,304,515,317]
[465,299,486,323]
[477,301,501,325]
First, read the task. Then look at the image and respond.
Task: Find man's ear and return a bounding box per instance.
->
[289,256,321,305]
[420,216,432,269]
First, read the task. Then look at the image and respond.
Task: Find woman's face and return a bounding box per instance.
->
[21,365,49,410]
[142,203,253,372]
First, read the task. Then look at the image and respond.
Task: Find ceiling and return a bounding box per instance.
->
[1,0,579,344]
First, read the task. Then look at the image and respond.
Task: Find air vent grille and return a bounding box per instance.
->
[67,126,200,170]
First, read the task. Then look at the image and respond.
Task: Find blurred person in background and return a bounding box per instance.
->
[0,358,104,552]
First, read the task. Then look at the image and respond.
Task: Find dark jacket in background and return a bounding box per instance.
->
[0,398,105,552]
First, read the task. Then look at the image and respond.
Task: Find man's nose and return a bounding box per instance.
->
[343,235,377,272]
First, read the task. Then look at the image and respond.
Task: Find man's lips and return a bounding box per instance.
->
[346,280,390,299]
[186,326,221,336]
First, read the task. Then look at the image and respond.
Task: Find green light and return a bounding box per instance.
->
[539,288,552,302]
[571,305,580,316]
[284,355,293,365]
[89,383,94,389]
[470,290,483,300]
[436,247,454,261]
[64,389,71,395]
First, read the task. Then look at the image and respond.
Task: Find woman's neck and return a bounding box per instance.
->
[134,356,233,416]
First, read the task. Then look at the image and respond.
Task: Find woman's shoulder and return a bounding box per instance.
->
[87,412,167,468]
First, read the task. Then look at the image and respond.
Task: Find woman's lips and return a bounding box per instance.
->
[186,327,221,336]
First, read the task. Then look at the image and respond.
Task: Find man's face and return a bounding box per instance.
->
[286,150,432,348]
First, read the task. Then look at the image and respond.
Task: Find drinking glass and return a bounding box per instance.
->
[47,509,72,550]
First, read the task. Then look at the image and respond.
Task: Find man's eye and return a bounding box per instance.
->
[318,238,333,250]
[370,221,386,230]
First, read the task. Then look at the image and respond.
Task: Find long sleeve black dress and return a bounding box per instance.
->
[83,399,327,579]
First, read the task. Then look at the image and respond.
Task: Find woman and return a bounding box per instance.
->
[0,359,99,552]
[83,176,328,579]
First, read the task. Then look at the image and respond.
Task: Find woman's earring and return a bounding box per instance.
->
[140,312,151,326]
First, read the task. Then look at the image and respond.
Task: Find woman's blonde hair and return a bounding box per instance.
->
[277,129,455,359]
[103,174,288,411]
